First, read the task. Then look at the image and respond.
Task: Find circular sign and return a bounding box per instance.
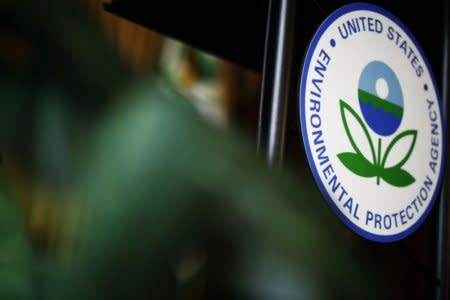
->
[299,3,445,242]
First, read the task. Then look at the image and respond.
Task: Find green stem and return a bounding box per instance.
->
[377,138,382,185]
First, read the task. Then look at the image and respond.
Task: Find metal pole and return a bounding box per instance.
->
[257,0,296,167]
[435,0,449,299]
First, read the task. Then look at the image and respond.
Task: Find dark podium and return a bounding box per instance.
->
[105,1,449,299]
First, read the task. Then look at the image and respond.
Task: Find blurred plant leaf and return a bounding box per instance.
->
[0,176,33,300]
[45,79,387,300]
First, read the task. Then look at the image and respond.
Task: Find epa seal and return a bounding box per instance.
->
[299,3,445,242]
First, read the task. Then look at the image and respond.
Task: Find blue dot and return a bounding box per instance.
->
[424,84,428,91]
[330,39,336,47]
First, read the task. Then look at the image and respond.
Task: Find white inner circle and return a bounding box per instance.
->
[375,78,389,99]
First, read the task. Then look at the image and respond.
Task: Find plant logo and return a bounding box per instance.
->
[338,61,417,187]
[299,3,445,242]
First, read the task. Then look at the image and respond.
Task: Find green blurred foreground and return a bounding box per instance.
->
[0,1,388,299]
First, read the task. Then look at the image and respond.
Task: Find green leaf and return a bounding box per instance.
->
[339,100,376,164]
[381,167,415,187]
[337,152,378,178]
[381,130,417,169]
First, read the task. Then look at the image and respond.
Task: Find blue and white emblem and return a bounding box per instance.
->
[299,3,445,242]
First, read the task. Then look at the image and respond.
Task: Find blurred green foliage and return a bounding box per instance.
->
[0,177,33,300]
[0,1,390,300]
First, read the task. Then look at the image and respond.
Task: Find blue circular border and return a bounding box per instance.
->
[299,2,446,242]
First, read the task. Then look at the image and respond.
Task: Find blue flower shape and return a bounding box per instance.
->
[358,61,404,136]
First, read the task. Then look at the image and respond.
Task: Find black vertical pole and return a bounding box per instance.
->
[257,0,296,167]
[435,0,449,299]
